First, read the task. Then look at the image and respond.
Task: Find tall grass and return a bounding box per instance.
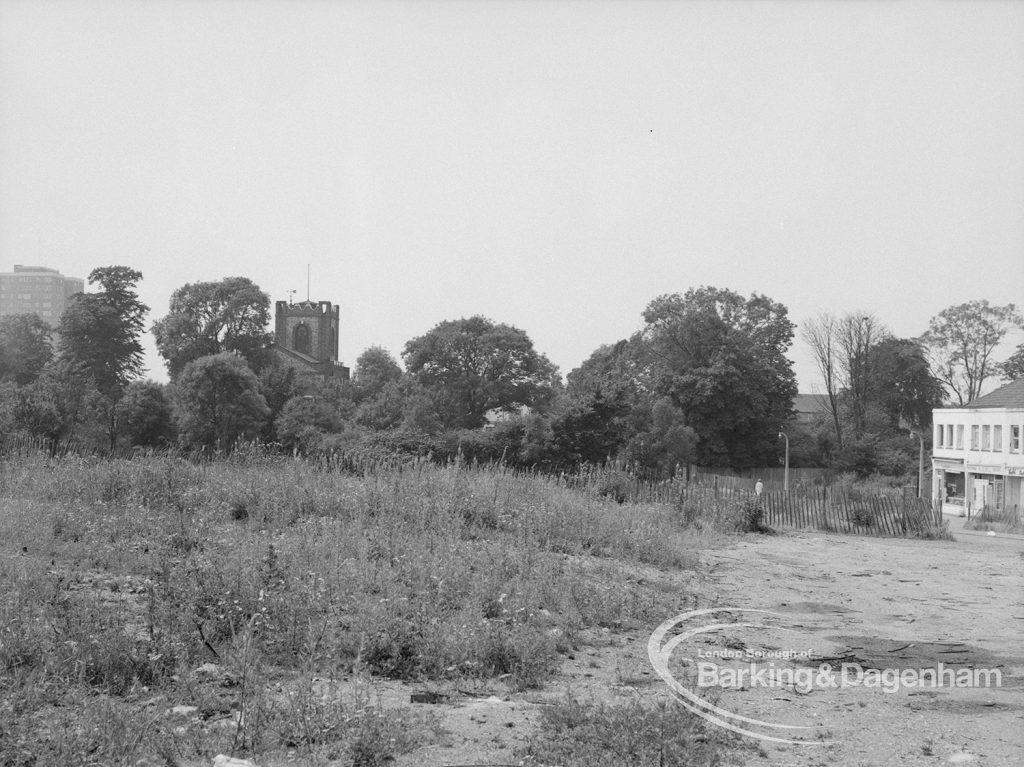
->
[0,451,711,764]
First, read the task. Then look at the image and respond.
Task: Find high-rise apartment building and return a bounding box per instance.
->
[0,265,85,328]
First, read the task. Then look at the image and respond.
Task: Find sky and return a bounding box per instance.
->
[1,0,1022,392]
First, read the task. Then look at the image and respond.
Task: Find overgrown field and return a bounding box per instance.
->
[0,451,741,765]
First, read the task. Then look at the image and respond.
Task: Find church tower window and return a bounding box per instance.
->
[293,323,311,355]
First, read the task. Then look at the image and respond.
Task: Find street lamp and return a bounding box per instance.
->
[778,431,789,493]
[910,430,924,499]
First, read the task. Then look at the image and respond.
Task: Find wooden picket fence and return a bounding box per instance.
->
[587,471,944,538]
[966,504,1024,533]
[759,488,941,536]
[2,434,946,538]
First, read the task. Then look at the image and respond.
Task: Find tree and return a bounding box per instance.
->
[864,338,945,432]
[58,266,147,396]
[57,266,148,448]
[999,343,1024,382]
[0,314,52,385]
[641,287,797,468]
[920,300,1022,405]
[256,356,321,441]
[153,277,273,378]
[566,337,651,406]
[173,352,270,449]
[403,316,560,429]
[552,338,650,467]
[835,313,888,438]
[800,313,843,447]
[119,380,176,447]
[354,380,406,431]
[550,387,634,467]
[274,394,345,453]
[12,360,102,445]
[353,346,403,399]
[625,397,698,476]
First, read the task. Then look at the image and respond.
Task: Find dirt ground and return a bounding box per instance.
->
[387,520,1024,766]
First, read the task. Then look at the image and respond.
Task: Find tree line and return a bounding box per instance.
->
[1,267,1020,478]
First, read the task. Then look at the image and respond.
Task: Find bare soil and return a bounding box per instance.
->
[385,523,1024,766]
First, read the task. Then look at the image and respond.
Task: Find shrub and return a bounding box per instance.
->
[0,451,707,760]
[596,471,633,503]
[519,695,728,767]
[734,498,773,533]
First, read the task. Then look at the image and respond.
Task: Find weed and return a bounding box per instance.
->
[0,451,706,761]
[519,695,728,766]
[850,505,874,527]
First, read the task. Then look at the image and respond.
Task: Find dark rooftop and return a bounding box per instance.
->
[965,379,1024,409]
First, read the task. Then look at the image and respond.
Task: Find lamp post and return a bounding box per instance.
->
[778,431,789,493]
[910,430,924,499]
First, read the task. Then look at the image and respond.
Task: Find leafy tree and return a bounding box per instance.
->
[352,378,442,434]
[518,412,555,465]
[396,380,443,434]
[311,375,359,422]
[153,277,273,378]
[833,433,920,478]
[999,343,1024,382]
[57,267,148,448]
[58,266,147,396]
[354,380,406,431]
[403,316,560,429]
[12,360,101,445]
[784,421,834,469]
[274,395,345,453]
[551,339,650,468]
[550,387,635,467]
[864,338,945,432]
[119,380,176,447]
[173,352,270,449]
[0,313,52,385]
[353,346,403,399]
[920,300,1022,405]
[256,357,321,441]
[626,397,698,476]
[566,339,650,399]
[641,287,797,468]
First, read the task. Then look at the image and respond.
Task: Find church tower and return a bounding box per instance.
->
[274,299,349,379]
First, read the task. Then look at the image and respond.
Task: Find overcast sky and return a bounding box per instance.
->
[2,0,1022,391]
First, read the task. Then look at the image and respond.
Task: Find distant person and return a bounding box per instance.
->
[755,478,764,496]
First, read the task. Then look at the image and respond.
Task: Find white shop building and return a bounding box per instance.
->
[931,379,1024,518]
